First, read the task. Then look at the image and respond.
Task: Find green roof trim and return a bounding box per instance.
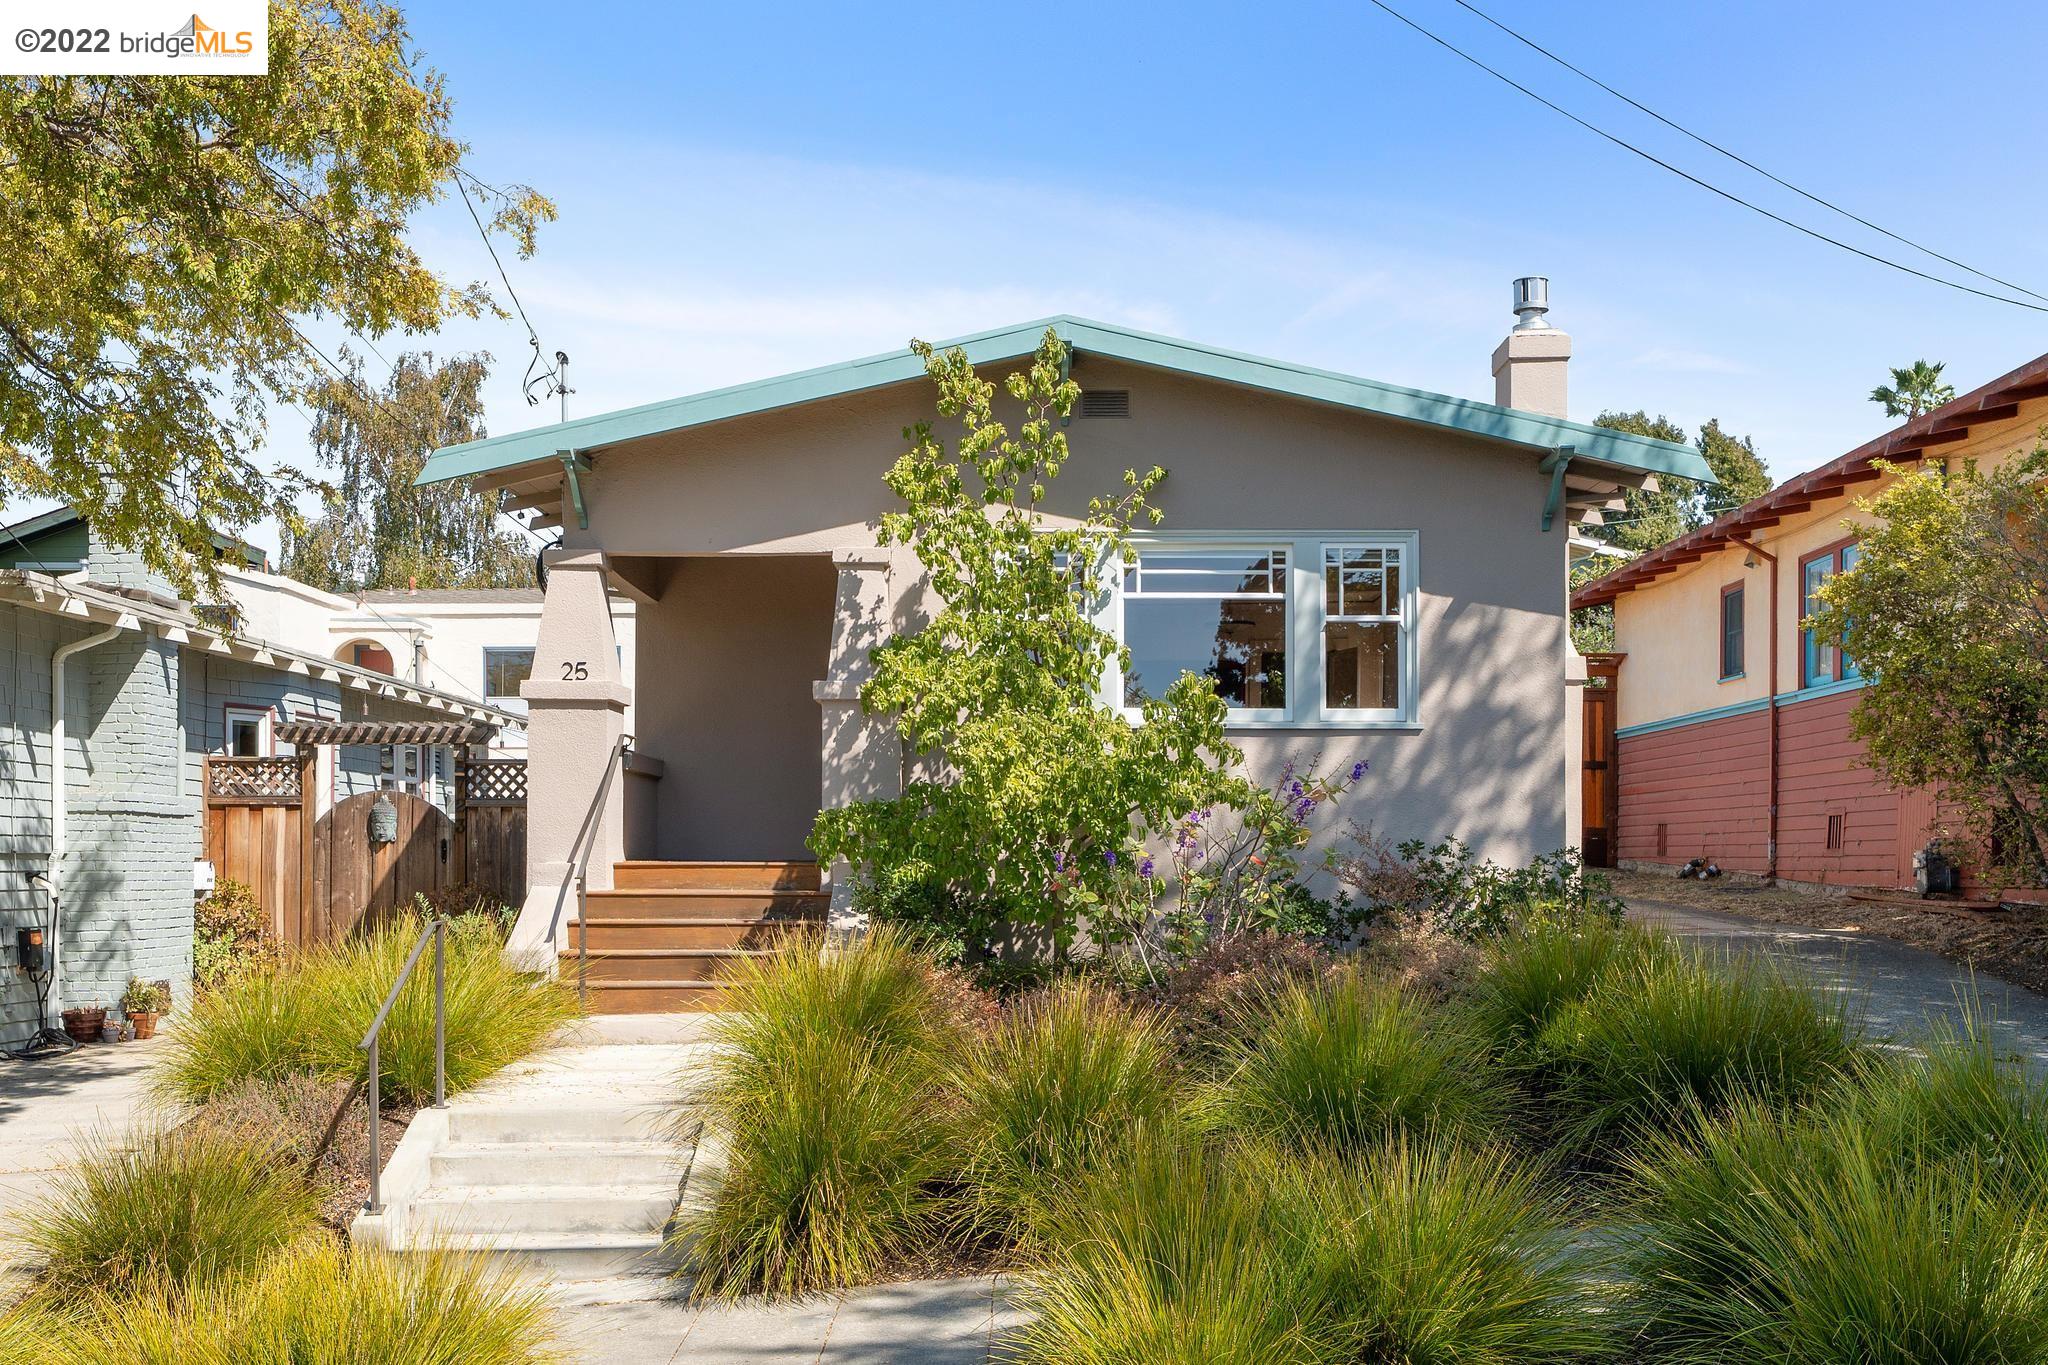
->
[415,315,1710,487]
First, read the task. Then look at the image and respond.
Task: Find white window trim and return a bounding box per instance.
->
[222,704,274,758]
[482,644,535,711]
[1103,530,1421,731]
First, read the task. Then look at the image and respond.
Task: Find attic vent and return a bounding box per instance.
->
[1079,389,1131,419]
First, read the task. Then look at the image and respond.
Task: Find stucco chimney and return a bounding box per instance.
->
[1490,276,1571,418]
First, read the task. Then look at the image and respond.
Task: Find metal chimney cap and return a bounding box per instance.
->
[1512,276,1552,331]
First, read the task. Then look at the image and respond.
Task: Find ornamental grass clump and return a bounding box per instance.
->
[1623,1091,2048,1363]
[1201,966,1504,1151]
[1266,1138,1608,1364]
[678,929,968,1299]
[1015,1130,1311,1364]
[1536,941,1858,1157]
[1465,916,1668,1056]
[159,917,574,1105]
[19,1122,320,1297]
[2,1242,553,1364]
[951,980,1177,1242]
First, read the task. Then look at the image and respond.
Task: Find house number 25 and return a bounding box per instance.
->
[561,660,588,680]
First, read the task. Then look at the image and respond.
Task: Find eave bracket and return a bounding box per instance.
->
[1540,447,1574,533]
[557,449,590,531]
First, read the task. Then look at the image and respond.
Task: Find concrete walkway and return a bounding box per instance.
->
[1629,896,2048,1068]
[561,1274,1023,1363]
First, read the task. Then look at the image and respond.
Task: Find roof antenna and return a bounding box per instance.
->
[554,351,572,422]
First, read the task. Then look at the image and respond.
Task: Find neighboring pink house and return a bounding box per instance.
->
[417,296,1708,1007]
[1573,351,2048,895]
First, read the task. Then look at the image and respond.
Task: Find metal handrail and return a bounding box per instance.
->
[569,733,634,1013]
[359,916,448,1214]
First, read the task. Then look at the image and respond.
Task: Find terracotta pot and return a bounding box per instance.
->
[61,1008,106,1043]
[127,1011,159,1041]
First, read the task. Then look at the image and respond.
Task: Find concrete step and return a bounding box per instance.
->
[448,1105,680,1144]
[409,1183,680,1240]
[612,860,821,891]
[581,888,829,919]
[417,1229,679,1283]
[429,1139,689,1188]
[568,917,822,950]
[567,948,772,983]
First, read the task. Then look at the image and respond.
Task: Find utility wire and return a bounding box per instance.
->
[1446,0,2048,306]
[454,169,569,411]
[1362,0,2048,315]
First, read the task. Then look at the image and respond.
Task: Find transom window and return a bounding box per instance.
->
[1121,548,1290,716]
[223,704,273,757]
[1108,534,1418,728]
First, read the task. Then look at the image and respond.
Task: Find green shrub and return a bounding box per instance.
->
[19,1123,320,1296]
[952,981,1177,1241]
[1015,1131,1312,1364]
[159,919,575,1105]
[678,930,967,1298]
[1267,1138,1607,1363]
[1329,833,1625,941]
[192,879,278,991]
[1466,917,1668,1055]
[1201,967,1503,1151]
[4,1243,553,1364]
[1624,1098,2048,1363]
[1538,943,1858,1156]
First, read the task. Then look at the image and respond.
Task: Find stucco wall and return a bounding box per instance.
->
[582,354,1572,865]
[1614,406,2045,730]
[634,555,835,860]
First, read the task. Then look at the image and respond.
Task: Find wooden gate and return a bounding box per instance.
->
[205,751,528,946]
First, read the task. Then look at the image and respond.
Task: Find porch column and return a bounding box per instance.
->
[814,547,919,932]
[508,547,629,970]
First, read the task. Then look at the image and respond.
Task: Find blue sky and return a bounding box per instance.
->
[115,2,2048,552]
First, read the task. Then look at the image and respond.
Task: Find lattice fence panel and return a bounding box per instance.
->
[465,759,528,807]
[207,756,302,802]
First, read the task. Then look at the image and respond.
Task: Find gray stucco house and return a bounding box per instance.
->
[0,530,515,1050]
[414,289,1709,1006]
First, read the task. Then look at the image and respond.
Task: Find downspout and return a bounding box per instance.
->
[1731,536,1779,881]
[48,620,124,1025]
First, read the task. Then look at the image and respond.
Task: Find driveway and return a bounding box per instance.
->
[1629,895,2048,1068]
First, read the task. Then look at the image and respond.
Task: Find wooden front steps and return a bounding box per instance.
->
[566,861,825,1012]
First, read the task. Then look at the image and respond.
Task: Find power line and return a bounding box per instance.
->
[1362,0,2048,315]
[1446,0,2048,306]
[454,169,572,415]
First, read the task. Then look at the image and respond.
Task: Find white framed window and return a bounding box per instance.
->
[1319,542,1409,723]
[223,704,273,757]
[1117,544,1292,723]
[483,646,535,710]
[380,744,422,792]
[1107,531,1419,730]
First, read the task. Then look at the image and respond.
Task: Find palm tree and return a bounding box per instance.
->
[1870,360,1956,419]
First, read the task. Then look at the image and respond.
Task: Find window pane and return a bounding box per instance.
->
[1802,558,1835,684]
[1721,589,1744,677]
[1324,621,1399,710]
[485,648,535,698]
[1124,598,1287,709]
[1324,547,1399,619]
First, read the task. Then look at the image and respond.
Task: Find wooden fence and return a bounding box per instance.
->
[203,753,528,946]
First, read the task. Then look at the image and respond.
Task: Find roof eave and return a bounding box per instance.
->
[416,315,1707,489]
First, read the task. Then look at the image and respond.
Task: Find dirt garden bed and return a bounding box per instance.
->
[1613,868,2048,996]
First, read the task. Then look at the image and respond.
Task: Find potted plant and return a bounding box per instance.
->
[122,977,167,1040]
[60,1004,106,1044]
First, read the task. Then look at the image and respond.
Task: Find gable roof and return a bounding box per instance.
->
[1572,349,2048,609]
[415,315,1708,488]
[0,504,271,572]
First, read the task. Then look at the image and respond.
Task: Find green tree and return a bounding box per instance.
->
[1591,412,1689,552]
[281,350,532,592]
[1809,448,2048,882]
[1691,418,1771,524]
[1870,360,1955,419]
[0,2,553,594]
[809,329,1252,953]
